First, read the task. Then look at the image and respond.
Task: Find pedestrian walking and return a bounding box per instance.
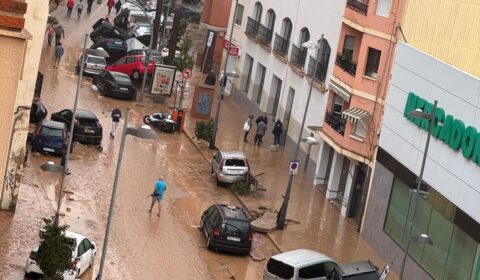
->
[86,0,94,13]
[255,113,268,144]
[243,114,254,142]
[54,43,64,69]
[54,24,65,45]
[254,120,267,146]
[45,23,55,46]
[77,0,84,17]
[114,0,122,15]
[272,119,283,146]
[149,178,167,216]
[107,0,115,15]
[110,107,122,138]
[66,0,74,17]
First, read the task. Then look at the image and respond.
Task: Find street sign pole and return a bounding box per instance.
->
[202,31,214,73]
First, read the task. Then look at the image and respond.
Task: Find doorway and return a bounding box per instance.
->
[254,63,266,104]
[337,158,351,202]
[270,75,282,118]
[280,87,295,145]
[224,57,236,96]
[347,164,367,222]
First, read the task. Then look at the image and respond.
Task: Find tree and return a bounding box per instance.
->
[36,218,72,280]
[174,35,195,72]
[194,119,214,143]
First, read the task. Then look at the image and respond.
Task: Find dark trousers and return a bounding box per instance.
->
[47,34,53,46]
[273,134,281,145]
[87,1,93,12]
[55,35,61,45]
[254,134,264,145]
[115,7,120,15]
[244,130,250,141]
[78,8,83,16]
[108,6,112,14]
[67,7,73,16]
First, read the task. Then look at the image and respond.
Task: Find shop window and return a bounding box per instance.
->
[352,119,368,138]
[235,4,244,26]
[384,177,410,244]
[444,227,477,280]
[364,47,381,79]
[376,0,392,17]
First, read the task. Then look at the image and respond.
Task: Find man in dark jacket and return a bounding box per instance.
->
[256,113,268,126]
[272,119,283,146]
[110,107,122,138]
[87,0,94,13]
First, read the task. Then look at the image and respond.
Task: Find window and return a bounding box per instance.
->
[235,4,244,25]
[253,2,262,22]
[332,95,344,117]
[376,0,392,17]
[342,35,355,60]
[126,57,136,64]
[266,258,294,279]
[364,48,381,78]
[115,57,127,65]
[241,54,254,92]
[77,240,87,257]
[83,239,93,250]
[352,118,368,138]
[299,262,336,279]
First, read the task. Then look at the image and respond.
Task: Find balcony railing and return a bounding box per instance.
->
[325,112,346,136]
[246,17,259,37]
[290,44,307,68]
[307,56,328,83]
[347,0,369,14]
[273,33,289,56]
[257,24,273,45]
[336,53,357,76]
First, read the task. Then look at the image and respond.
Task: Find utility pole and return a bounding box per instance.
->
[151,0,164,50]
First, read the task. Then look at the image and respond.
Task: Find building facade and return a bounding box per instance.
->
[363,42,480,280]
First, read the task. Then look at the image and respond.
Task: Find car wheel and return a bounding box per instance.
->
[215,176,222,187]
[132,70,141,80]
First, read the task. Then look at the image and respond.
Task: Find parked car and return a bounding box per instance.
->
[264,249,337,280]
[31,120,67,155]
[106,55,155,80]
[127,49,162,62]
[25,230,96,279]
[93,71,136,100]
[29,100,48,123]
[212,150,249,186]
[329,261,380,280]
[90,38,128,64]
[199,204,253,254]
[51,109,103,145]
[90,22,129,43]
[92,17,108,31]
[76,53,107,75]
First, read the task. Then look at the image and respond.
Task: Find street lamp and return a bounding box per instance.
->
[276,37,324,230]
[96,108,157,280]
[399,100,438,279]
[209,0,239,150]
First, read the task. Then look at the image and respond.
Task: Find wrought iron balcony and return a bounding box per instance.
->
[273,33,289,56]
[246,17,259,37]
[257,24,273,45]
[347,0,369,14]
[307,56,327,83]
[325,112,346,136]
[290,44,307,68]
[336,53,357,76]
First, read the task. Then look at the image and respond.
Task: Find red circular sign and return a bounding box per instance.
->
[181,68,192,79]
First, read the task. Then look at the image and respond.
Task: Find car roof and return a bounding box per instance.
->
[61,109,98,119]
[220,150,246,159]
[39,119,66,129]
[271,249,335,267]
[216,204,249,221]
[109,71,132,83]
[64,230,87,243]
[336,261,378,276]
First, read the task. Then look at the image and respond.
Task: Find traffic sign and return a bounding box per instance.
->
[206,31,214,47]
[181,68,192,79]
[289,161,299,175]
[379,262,392,280]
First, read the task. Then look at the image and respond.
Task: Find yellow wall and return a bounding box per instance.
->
[401,0,480,78]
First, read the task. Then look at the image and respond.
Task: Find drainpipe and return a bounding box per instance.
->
[0,106,31,210]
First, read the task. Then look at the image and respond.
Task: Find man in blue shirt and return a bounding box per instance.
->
[149,178,167,216]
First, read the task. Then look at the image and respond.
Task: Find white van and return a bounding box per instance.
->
[263,249,337,280]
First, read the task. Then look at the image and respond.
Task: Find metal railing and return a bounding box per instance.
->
[290,44,307,68]
[273,33,289,56]
[325,112,346,136]
[307,56,327,83]
[347,0,369,14]
[246,17,259,37]
[257,24,273,45]
[336,53,357,76]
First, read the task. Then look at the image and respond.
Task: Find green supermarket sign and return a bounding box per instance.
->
[404,92,480,166]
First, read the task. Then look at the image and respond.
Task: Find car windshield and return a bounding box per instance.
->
[88,56,105,64]
[225,220,249,234]
[40,127,63,137]
[343,272,379,280]
[112,74,131,83]
[266,258,294,279]
[225,159,246,167]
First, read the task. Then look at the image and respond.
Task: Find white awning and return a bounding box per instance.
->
[341,107,369,124]
[329,80,351,100]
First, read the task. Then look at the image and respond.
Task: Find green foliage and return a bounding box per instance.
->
[194,119,214,142]
[229,180,250,196]
[47,15,59,24]
[36,218,72,280]
[174,35,195,72]
[179,18,188,37]
[187,12,201,24]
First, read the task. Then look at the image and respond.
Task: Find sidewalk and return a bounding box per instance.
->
[182,70,397,278]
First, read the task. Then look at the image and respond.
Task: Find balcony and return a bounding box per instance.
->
[273,33,289,56]
[336,53,357,76]
[246,17,259,37]
[290,44,307,68]
[347,0,369,14]
[257,24,273,45]
[307,56,327,83]
[325,112,346,136]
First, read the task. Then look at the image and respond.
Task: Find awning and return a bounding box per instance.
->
[329,80,350,100]
[341,107,369,124]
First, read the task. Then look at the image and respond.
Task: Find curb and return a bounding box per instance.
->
[183,128,284,254]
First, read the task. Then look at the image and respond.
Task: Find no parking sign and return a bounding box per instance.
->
[289,161,299,175]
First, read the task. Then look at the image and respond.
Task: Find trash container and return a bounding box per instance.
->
[173,109,185,133]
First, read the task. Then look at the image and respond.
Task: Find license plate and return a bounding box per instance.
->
[85,129,94,133]
[227,236,240,242]
[120,87,129,91]
[43,147,54,152]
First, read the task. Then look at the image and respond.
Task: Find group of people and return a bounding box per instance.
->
[65,0,122,18]
[45,23,65,68]
[243,113,283,147]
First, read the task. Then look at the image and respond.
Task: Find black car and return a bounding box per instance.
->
[330,261,380,280]
[90,22,129,43]
[90,38,127,64]
[31,120,67,155]
[93,71,136,100]
[199,204,253,254]
[51,109,103,145]
[30,100,48,123]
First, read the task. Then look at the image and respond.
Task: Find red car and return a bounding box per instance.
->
[105,55,155,80]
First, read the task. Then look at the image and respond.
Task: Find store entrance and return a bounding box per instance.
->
[347,164,367,223]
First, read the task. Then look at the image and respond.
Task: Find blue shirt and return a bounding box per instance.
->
[154,180,166,198]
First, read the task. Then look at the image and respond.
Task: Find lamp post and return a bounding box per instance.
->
[96,108,157,280]
[209,0,239,149]
[399,100,438,279]
[276,37,324,230]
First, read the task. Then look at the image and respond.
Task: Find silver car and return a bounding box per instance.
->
[76,54,106,75]
[212,150,249,186]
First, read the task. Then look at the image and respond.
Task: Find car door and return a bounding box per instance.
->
[111,57,127,73]
[125,57,137,75]
[96,71,108,91]
[77,238,95,275]
[201,206,215,235]
[212,152,221,175]
[75,239,88,275]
